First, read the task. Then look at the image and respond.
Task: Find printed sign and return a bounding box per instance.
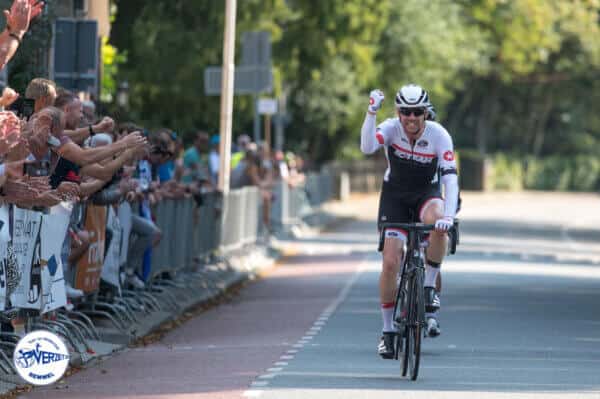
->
[118,202,132,267]
[101,207,122,290]
[10,208,43,309]
[40,203,71,313]
[14,330,70,385]
[74,205,107,293]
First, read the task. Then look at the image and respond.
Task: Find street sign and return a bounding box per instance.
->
[241,31,271,67]
[258,98,278,115]
[204,65,272,95]
[52,19,99,95]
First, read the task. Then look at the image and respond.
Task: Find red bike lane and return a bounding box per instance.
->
[21,237,369,399]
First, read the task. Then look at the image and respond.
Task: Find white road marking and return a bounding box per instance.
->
[242,390,263,397]
[267,367,283,372]
[250,381,269,387]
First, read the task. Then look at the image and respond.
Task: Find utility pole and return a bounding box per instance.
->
[218,0,237,193]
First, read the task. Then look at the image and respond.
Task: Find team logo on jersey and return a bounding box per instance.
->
[443,151,455,161]
[14,330,70,385]
[417,140,429,147]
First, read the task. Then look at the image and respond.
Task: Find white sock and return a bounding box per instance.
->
[424,264,439,287]
[381,303,396,333]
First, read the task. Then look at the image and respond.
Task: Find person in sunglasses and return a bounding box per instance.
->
[360,84,459,359]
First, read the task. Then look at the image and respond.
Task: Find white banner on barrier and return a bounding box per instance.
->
[118,202,132,267]
[0,206,10,310]
[101,206,122,291]
[10,208,42,309]
[40,203,71,313]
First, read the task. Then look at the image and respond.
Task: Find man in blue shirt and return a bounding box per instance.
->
[182,131,210,184]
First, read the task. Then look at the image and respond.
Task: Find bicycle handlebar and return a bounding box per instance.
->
[378,220,460,252]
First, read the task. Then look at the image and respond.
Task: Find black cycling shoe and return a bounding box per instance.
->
[424,287,440,313]
[378,332,396,359]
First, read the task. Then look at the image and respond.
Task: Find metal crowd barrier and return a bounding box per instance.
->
[0,170,341,385]
[271,168,335,233]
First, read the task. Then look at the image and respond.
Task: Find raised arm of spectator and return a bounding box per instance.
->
[0,0,44,70]
[89,182,121,205]
[78,177,108,198]
[57,132,146,166]
[79,148,136,181]
[63,116,115,144]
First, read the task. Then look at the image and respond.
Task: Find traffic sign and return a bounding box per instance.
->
[241,31,271,67]
[258,98,278,115]
[204,65,272,95]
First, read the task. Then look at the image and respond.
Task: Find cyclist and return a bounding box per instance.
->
[360,84,459,359]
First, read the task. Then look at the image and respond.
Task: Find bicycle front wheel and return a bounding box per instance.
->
[408,268,424,380]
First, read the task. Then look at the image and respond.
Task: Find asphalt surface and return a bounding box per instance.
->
[21,192,600,398]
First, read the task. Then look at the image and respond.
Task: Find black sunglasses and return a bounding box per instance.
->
[399,108,426,117]
[152,147,174,157]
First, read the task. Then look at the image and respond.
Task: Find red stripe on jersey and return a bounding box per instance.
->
[391,144,435,158]
[381,302,395,309]
[376,133,384,144]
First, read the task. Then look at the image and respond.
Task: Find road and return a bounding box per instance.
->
[22,192,600,399]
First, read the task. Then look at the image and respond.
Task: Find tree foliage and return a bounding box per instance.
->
[110,0,600,162]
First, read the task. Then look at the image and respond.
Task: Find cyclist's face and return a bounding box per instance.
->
[398,108,426,137]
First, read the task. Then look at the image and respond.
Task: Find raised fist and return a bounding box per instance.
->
[368,89,385,113]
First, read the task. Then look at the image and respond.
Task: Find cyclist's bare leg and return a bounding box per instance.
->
[421,200,445,336]
[420,200,448,289]
[380,235,404,332]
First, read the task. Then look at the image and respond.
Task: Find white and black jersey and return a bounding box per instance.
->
[361,113,460,228]
[365,117,457,191]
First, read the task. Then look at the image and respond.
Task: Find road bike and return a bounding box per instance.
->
[378,220,458,380]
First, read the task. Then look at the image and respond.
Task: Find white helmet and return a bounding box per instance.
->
[426,104,436,121]
[395,84,430,109]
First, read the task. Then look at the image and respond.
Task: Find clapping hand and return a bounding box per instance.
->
[4,0,44,37]
[56,181,81,200]
[0,87,19,108]
[95,116,115,133]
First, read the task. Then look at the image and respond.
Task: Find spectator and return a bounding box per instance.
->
[24,101,144,183]
[182,131,210,185]
[230,146,273,233]
[156,129,177,183]
[124,130,175,288]
[231,134,251,169]
[82,100,97,125]
[273,150,290,182]
[25,78,57,113]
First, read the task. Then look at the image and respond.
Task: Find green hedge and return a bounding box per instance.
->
[487,154,600,192]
